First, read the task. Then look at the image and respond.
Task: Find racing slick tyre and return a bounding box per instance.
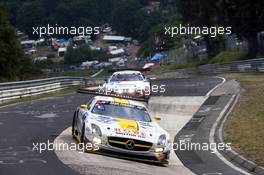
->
[72,110,77,138]
[80,123,86,143]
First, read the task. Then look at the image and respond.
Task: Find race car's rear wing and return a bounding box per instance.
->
[108,68,150,74]
[77,89,149,102]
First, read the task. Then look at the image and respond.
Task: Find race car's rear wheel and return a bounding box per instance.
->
[80,123,85,143]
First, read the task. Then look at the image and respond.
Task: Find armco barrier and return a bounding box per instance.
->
[1,58,263,104]
[161,58,264,75]
[0,76,105,104]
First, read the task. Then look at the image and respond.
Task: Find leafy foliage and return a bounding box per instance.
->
[0,8,40,81]
[1,0,164,40]
[137,16,183,57]
[209,51,247,64]
[64,45,110,65]
[222,0,264,57]
[175,0,264,58]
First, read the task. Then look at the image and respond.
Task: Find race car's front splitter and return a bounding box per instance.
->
[91,144,170,164]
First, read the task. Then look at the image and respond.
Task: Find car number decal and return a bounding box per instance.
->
[114,128,146,138]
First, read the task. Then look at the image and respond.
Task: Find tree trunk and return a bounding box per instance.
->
[247,32,258,58]
[259,33,264,55]
[204,35,213,59]
[204,35,221,60]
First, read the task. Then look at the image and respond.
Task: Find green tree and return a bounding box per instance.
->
[110,0,143,37]
[222,0,264,57]
[0,8,39,81]
[0,0,22,26]
[54,0,99,27]
[138,16,183,57]
[175,0,226,59]
[136,10,165,42]
[16,1,46,37]
[2,0,166,41]
[64,45,110,65]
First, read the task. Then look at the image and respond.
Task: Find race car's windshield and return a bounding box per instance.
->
[110,73,143,82]
[92,102,151,122]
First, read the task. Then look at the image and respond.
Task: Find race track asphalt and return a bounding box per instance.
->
[0,76,239,175]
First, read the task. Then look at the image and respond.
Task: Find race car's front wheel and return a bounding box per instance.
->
[80,123,85,143]
[72,110,77,138]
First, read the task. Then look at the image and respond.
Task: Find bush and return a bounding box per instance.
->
[46,53,56,58]
[209,51,247,64]
[156,62,195,71]
[64,45,110,65]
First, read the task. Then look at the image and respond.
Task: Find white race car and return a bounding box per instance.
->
[72,96,170,163]
[103,70,151,99]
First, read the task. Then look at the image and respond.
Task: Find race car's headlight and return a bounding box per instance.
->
[145,86,150,92]
[91,124,102,137]
[93,137,102,144]
[157,134,166,146]
[154,147,164,153]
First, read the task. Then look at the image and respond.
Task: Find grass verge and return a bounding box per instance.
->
[223,73,264,166]
[155,62,195,72]
[47,69,97,77]
[210,51,247,64]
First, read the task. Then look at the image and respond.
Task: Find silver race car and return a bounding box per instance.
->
[72,96,170,163]
[103,70,151,99]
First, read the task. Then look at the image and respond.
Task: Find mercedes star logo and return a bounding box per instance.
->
[125,140,135,150]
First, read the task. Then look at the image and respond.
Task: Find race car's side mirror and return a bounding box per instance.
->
[154,115,161,120]
[80,104,88,109]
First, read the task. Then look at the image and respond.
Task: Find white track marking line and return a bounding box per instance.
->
[209,94,252,175]
[90,69,104,77]
[206,77,226,97]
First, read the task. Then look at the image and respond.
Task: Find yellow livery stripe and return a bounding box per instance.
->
[113,98,129,104]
